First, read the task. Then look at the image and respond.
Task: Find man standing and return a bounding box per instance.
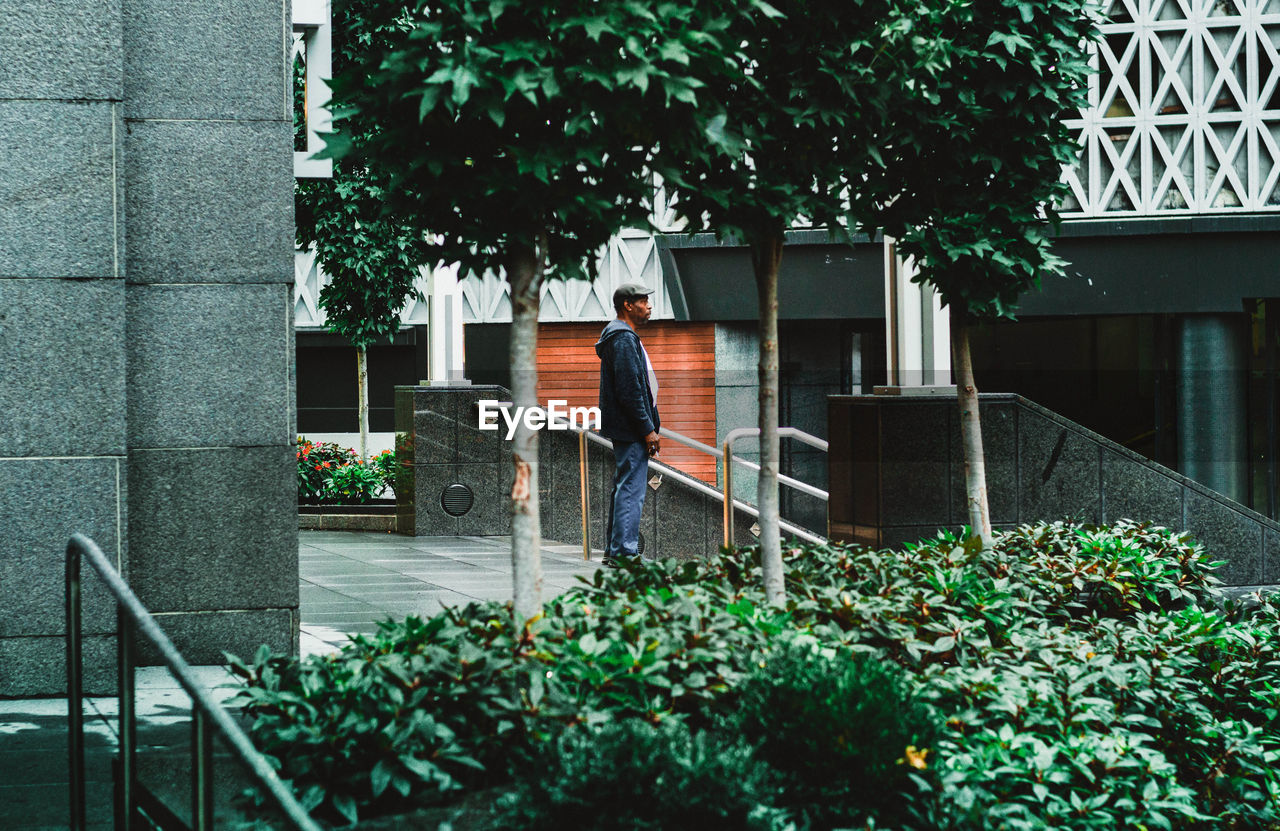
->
[596,283,661,566]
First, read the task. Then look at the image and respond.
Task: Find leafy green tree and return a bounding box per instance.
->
[889,0,1100,546]
[655,0,946,603]
[328,0,739,618]
[297,0,437,461]
[297,173,433,461]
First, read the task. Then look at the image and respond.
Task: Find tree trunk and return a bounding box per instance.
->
[750,232,785,605]
[356,345,369,461]
[950,305,992,546]
[508,239,544,621]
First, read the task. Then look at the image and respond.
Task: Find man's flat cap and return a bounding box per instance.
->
[613,283,653,305]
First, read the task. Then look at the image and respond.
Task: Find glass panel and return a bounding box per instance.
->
[1267,123,1280,203]
[1106,0,1135,22]
[1152,31,1194,115]
[1210,178,1244,207]
[1204,27,1247,112]
[1101,34,1139,117]
[1156,0,1192,20]
[1259,35,1279,111]
[1257,125,1277,202]
[1105,132,1139,210]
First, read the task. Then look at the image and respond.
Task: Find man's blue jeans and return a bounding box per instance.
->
[606,440,648,560]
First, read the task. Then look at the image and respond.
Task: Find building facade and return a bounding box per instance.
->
[296,1,1280,537]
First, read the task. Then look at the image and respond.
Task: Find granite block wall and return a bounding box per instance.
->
[121,0,296,671]
[0,1,126,697]
[0,0,295,695]
[829,394,1280,588]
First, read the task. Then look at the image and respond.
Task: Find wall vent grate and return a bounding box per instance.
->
[441,483,474,517]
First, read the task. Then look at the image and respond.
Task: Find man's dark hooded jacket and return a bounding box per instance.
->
[595,319,660,443]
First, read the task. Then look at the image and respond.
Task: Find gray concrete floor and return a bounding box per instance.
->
[0,532,603,829]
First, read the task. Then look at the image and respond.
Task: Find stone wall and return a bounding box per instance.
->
[0,1,296,695]
[829,394,1280,589]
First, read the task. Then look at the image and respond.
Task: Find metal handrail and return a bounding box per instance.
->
[661,426,828,501]
[722,427,830,548]
[541,409,828,552]
[65,533,321,831]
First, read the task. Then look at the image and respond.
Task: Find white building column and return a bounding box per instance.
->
[428,263,467,383]
[292,0,332,179]
[877,237,953,394]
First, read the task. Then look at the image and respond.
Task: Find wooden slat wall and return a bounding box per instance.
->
[536,321,718,484]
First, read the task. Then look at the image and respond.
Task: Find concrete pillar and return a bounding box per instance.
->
[121,0,297,666]
[0,1,128,696]
[0,0,297,695]
[428,263,467,382]
[1176,314,1248,503]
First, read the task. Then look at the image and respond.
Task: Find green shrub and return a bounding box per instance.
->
[729,640,937,830]
[369,448,399,496]
[296,437,354,504]
[228,609,580,825]
[326,459,385,504]
[497,719,789,831]
[231,520,1280,830]
[296,437,398,504]
[229,572,787,823]
[909,602,1280,830]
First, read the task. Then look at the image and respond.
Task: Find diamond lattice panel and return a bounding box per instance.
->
[1063,0,1280,215]
[294,246,323,328]
[459,228,672,324]
[293,246,430,330]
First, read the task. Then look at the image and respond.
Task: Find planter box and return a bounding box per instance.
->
[299,501,396,532]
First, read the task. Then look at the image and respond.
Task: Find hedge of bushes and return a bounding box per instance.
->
[229,520,1280,829]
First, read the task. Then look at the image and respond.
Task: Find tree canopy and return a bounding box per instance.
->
[297,0,443,458]
[298,0,439,352]
[328,0,743,282]
[326,0,748,617]
[649,0,957,602]
[886,0,1101,544]
[321,0,1102,587]
[891,0,1100,319]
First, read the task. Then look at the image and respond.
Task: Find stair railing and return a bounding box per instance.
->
[541,406,829,556]
[65,532,321,831]
[720,427,830,547]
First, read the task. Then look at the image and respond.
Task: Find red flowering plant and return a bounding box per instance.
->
[296,437,357,505]
[297,438,399,505]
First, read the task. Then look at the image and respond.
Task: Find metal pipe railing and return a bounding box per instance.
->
[722,426,829,548]
[535,409,827,553]
[65,533,321,831]
[578,430,591,561]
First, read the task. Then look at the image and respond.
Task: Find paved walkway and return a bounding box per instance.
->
[299,530,604,653]
[0,532,603,829]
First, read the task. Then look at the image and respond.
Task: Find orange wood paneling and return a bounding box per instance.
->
[536,321,718,484]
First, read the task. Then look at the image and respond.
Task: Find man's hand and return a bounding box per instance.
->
[644,431,660,457]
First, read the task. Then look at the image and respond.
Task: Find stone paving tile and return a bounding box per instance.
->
[297,531,604,655]
[395,576,502,588]
[388,567,503,578]
[308,575,426,586]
